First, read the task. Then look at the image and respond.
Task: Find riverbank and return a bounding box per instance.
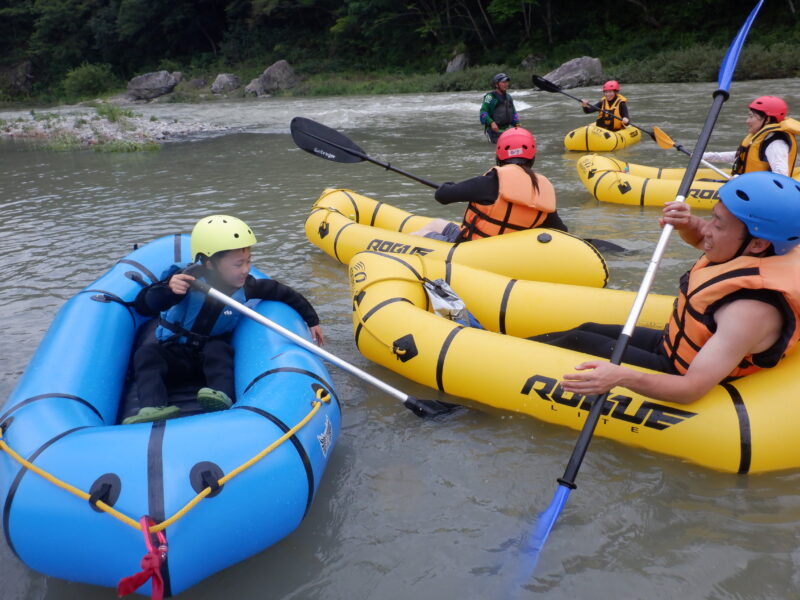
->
[0,102,230,150]
[4,36,800,152]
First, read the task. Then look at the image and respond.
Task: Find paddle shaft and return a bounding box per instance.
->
[192,280,416,404]
[671,142,731,180]
[559,90,732,488]
[560,0,764,479]
[298,126,441,189]
[524,2,763,576]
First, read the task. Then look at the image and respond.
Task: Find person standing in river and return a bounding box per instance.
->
[480,73,520,143]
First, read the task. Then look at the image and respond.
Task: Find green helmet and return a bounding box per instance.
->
[190,215,256,262]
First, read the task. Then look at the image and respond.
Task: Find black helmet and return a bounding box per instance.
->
[492,73,510,85]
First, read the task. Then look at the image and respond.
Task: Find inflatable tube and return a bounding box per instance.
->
[576,154,729,209]
[306,188,609,287]
[577,154,800,209]
[0,235,341,595]
[347,250,800,474]
[564,124,642,152]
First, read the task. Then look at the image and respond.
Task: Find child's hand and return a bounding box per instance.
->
[168,273,195,295]
[309,325,325,346]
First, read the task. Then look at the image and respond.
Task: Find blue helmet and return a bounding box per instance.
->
[718,172,800,255]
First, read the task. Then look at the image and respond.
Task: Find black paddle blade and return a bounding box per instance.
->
[585,238,629,254]
[290,116,366,164]
[403,396,461,418]
[531,75,561,93]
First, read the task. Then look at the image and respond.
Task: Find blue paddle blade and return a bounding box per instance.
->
[524,485,571,572]
[717,0,764,92]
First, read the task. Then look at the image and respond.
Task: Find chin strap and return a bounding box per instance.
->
[733,231,754,259]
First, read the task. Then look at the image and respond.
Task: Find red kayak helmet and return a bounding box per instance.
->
[748,96,788,122]
[496,127,536,161]
[602,80,620,92]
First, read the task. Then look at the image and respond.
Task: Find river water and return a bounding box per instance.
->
[2,79,800,600]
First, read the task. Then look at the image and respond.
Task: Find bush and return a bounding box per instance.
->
[93,102,135,122]
[43,131,82,151]
[612,45,724,83]
[289,64,542,97]
[62,63,118,100]
[93,139,160,152]
[609,42,800,84]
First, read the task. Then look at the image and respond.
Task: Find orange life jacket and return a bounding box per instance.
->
[459,165,556,241]
[596,93,627,131]
[731,121,798,174]
[662,250,800,379]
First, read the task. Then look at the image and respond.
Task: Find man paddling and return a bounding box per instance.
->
[535,172,800,404]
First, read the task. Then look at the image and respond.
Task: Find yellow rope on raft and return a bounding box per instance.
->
[0,436,142,529]
[0,388,328,534]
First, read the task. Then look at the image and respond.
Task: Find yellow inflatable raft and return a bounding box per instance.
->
[577,154,800,209]
[348,250,800,474]
[306,188,609,287]
[576,154,729,209]
[564,124,642,152]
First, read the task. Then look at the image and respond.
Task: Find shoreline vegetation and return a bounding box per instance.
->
[7,40,800,104]
[2,41,800,152]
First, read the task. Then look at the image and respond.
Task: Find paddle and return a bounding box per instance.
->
[189,279,457,418]
[524,0,763,573]
[291,116,441,188]
[651,126,731,180]
[532,75,731,179]
[290,116,627,254]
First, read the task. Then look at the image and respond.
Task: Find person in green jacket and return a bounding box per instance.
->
[480,73,520,143]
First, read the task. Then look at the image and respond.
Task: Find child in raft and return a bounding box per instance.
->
[702,96,797,176]
[580,80,630,130]
[124,215,324,425]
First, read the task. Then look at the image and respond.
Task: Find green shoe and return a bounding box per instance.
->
[122,405,181,425]
[197,388,233,412]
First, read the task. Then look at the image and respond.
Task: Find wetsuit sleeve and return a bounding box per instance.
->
[434,170,499,206]
[480,93,496,126]
[510,97,520,126]
[541,211,568,232]
[245,276,320,327]
[133,278,184,316]
[619,102,629,120]
[582,101,602,115]
[763,137,790,176]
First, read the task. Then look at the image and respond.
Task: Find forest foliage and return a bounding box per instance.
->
[1,0,799,98]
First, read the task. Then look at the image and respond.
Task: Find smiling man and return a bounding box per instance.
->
[534,172,800,404]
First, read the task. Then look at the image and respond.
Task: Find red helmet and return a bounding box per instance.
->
[602,80,620,92]
[496,127,536,161]
[748,96,788,121]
